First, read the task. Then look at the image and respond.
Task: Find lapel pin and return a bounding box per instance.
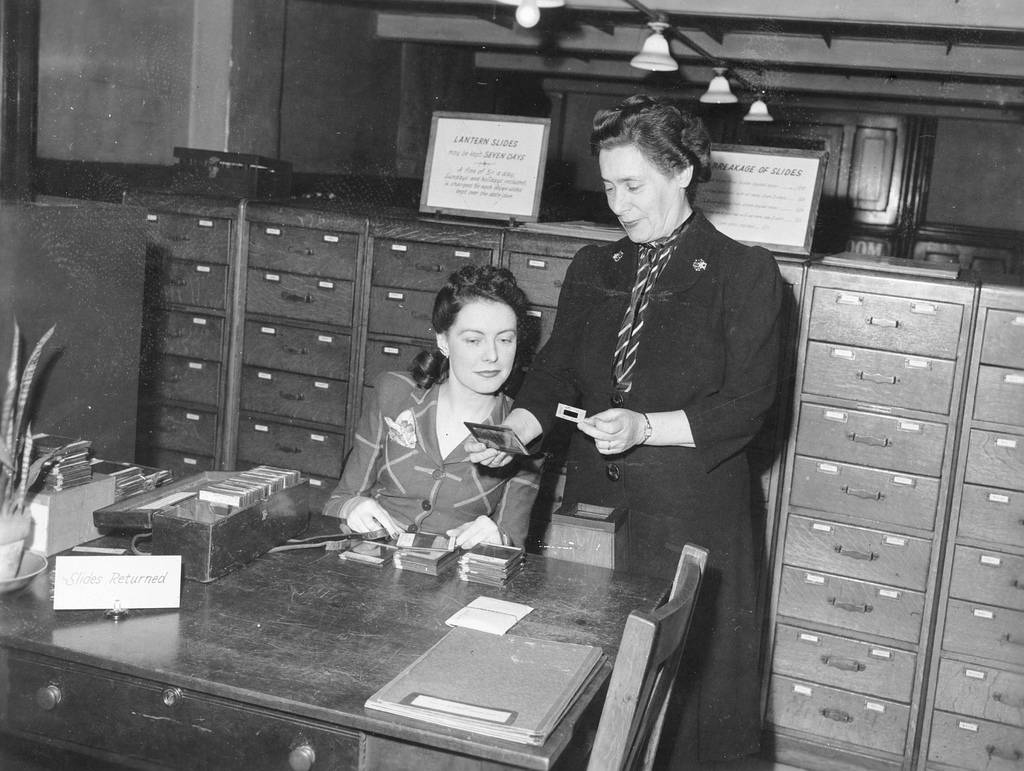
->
[612,251,623,262]
[692,258,707,272]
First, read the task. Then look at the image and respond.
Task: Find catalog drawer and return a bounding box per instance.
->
[240,366,347,426]
[304,475,336,513]
[367,286,435,339]
[807,286,963,358]
[783,515,931,590]
[934,657,1024,729]
[137,404,218,456]
[803,341,956,414]
[777,566,925,643]
[237,416,344,478]
[790,455,939,531]
[246,269,355,326]
[949,545,1024,612]
[243,321,350,381]
[248,224,359,280]
[927,710,1024,770]
[523,306,556,356]
[795,403,946,477]
[943,600,1024,667]
[145,211,231,264]
[957,484,1024,550]
[149,310,224,360]
[965,429,1024,491]
[154,258,228,310]
[140,447,215,478]
[982,308,1024,369]
[6,651,359,771]
[142,355,221,406]
[371,238,490,290]
[362,337,431,387]
[767,675,910,756]
[772,623,916,702]
[974,365,1024,427]
[507,251,571,307]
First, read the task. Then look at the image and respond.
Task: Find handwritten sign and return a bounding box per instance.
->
[53,555,182,610]
[420,112,551,222]
[699,145,828,255]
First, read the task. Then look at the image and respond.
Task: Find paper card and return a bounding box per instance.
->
[53,555,182,610]
[555,403,586,423]
[446,596,533,635]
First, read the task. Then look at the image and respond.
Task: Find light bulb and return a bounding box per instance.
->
[515,0,541,28]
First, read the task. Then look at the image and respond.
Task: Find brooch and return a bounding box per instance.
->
[385,410,417,449]
[692,258,707,272]
[612,251,623,262]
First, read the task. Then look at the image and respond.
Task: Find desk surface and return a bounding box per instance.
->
[0,519,668,769]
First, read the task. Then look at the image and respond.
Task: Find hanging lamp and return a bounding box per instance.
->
[743,95,774,122]
[496,0,564,29]
[629,21,678,72]
[699,67,738,104]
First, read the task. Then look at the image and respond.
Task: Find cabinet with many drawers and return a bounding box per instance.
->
[918,283,1024,770]
[766,259,976,770]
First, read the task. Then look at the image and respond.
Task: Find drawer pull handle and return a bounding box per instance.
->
[821,655,865,672]
[304,248,315,256]
[867,316,899,328]
[1002,634,1024,647]
[993,692,1024,709]
[986,746,1022,763]
[830,598,873,613]
[164,375,182,384]
[820,708,853,723]
[848,432,890,447]
[280,391,306,402]
[282,291,314,304]
[168,278,188,287]
[275,444,303,454]
[857,371,898,385]
[169,234,191,242]
[841,485,883,501]
[834,545,878,561]
[289,743,317,771]
[415,262,444,273]
[168,330,185,338]
[161,687,183,707]
[283,345,309,355]
[35,684,63,711]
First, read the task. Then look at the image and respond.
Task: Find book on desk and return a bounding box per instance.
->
[365,627,604,745]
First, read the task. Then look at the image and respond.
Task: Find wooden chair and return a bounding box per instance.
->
[586,543,709,771]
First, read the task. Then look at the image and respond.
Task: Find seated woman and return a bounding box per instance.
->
[323,265,539,549]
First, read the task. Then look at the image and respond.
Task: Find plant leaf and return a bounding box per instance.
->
[1,321,21,461]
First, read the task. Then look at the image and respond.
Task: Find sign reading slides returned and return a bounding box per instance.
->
[420,112,551,223]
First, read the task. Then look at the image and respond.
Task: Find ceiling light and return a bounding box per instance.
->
[743,96,774,122]
[700,67,738,104]
[496,0,564,30]
[629,21,677,72]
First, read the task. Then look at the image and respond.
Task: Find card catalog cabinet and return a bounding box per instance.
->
[919,283,1024,770]
[766,262,975,770]
[132,195,242,478]
[234,203,366,510]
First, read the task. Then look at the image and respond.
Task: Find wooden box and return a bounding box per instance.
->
[26,475,117,556]
[543,502,629,570]
[171,147,292,198]
[150,472,310,582]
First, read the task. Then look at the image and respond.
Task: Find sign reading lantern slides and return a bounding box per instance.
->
[420,112,551,223]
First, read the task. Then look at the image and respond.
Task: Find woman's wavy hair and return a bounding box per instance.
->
[410,265,529,390]
[590,94,712,200]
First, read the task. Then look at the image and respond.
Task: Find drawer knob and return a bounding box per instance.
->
[161,687,183,707]
[820,708,853,723]
[821,655,866,672]
[288,743,316,771]
[830,598,873,614]
[35,684,62,711]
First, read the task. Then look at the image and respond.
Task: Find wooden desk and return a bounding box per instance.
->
[0,521,666,770]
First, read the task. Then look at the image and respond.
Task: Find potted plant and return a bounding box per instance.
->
[0,322,55,580]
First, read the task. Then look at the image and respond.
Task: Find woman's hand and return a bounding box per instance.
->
[447,515,503,550]
[578,409,647,455]
[466,408,542,468]
[344,497,403,539]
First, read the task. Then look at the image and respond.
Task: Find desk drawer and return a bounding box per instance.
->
[248,225,359,280]
[142,355,221,406]
[137,404,218,456]
[777,566,924,643]
[6,651,359,771]
[950,545,1024,612]
[783,515,931,590]
[943,600,1024,667]
[243,321,350,380]
[367,286,435,339]
[795,403,946,477]
[803,341,955,414]
[240,366,347,426]
[508,251,571,307]
[965,429,1024,491]
[957,484,1024,550]
[154,258,228,310]
[927,710,1024,770]
[772,624,916,702]
[807,286,963,358]
[789,455,939,531]
[934,657,1024,729]
[371,239,489,289]
[363,337,430,386]
[246,269,355,325]
[982,308,1024,369]
[237,416,344,478]
[149,310,224,359]
[145,212,231,264]
[974,365,1024,427]
[767,675,910,755]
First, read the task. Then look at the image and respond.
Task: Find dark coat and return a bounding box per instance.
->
[514,210,784,762]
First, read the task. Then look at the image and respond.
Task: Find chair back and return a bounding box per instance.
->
[586,543,708,771]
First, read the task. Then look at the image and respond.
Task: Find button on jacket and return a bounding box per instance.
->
[323,371,539,546]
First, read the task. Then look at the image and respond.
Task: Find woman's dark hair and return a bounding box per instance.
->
[410,265,529,389]
[590,94,712,193]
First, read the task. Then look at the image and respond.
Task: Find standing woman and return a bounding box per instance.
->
[324,265,538,549]
[472,95,784,765]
